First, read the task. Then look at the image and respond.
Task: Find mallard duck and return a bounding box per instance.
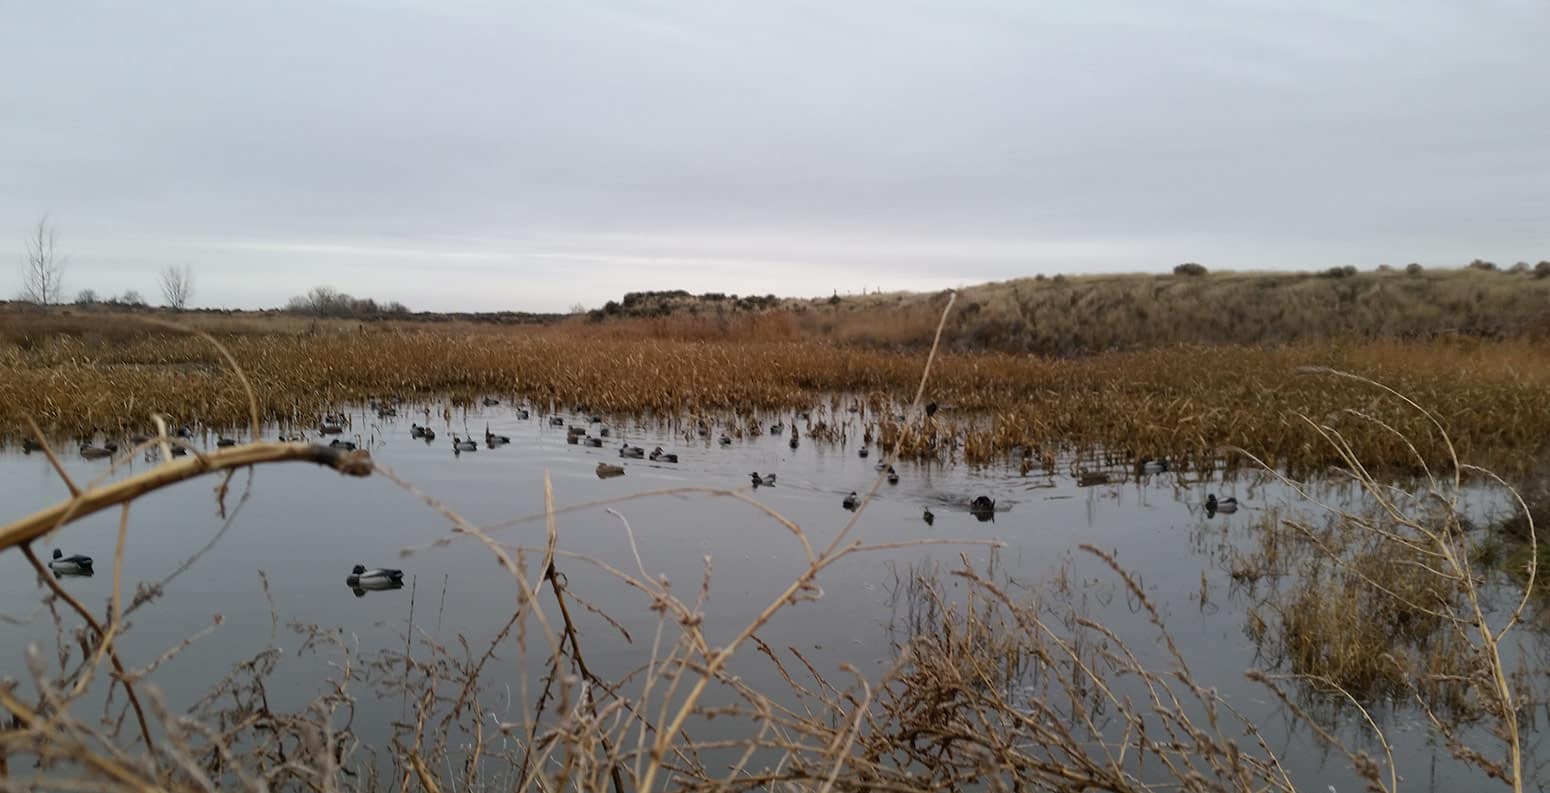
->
[452,435,478,453]
[49,548,94,576]
[925,402,938,417]
[318,422,344,436]
[565,433,580,445]
[21,438,44,453]
[718,435,733,446]
[1206,494,1238,514]
[216,436,237,448]
[1077,470,1109,487]
[970,496,996,516]
[650,447,678,463]
[596,462,625,478]
[482,397,500,407]
[329,438,357,450]
[516,408,531,420]
[79,444,112,459]
[129,432,152,445]
[923,507,935,526]
[485,425,510,447]
[750,472,776,486]
[619,443,645,459]
[842,491,860,510]
[567,426,587,437]
[858,447,870,459]
[598,427,610,437]
[347,564,403,590]
[1139,457,1170,475]
[549,416,565,427]
[770,422,785,435]
[886,466,899,485]
[583,436,602,447]
[789,435,799,450]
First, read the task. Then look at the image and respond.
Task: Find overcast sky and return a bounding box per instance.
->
[3,1,1547,312]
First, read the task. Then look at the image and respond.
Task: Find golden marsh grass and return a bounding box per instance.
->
[4,318,1550,473]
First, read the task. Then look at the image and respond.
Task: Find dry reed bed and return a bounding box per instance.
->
[5,330,1550,472]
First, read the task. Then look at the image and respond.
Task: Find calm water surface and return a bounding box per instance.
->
[0,402,1540,790]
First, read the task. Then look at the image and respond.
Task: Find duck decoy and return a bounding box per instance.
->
[858,447,870,459]
[318,423,344,435]
[922,507,935,526]
[925,401,938,417]
[886,465,899,485]
[485,425,510,447]
[750,472,776,487]
[789,435,799,450]
[619,443,645,459]
[103,440,119,453]
[599,427,610,438]
[329,438,357,450]
[565,434,580,445]
[129,432,152,445]
[79,444,112,459]
[596,462,625,478]
[1206,494,1238,514]
[21,438,44,453]
[279,431,305,442]
[969,496,996,518]
[346,564,404,594]
[452,435,478,453]
[718,435,733,446]
[1077,470,1109,487]
[49,548,94,577]
[842,491,860,511]
[216,436,237,448]
[770,422,784,435]
[169,445,188,457]
[549,416,565,427]
[580,436,600,447]
[482,397,500,407]
[175,425,194,439]
[1139,457,1170,475]
[567,426,587,437]
[516,408,531,420]
[649,447,678,463]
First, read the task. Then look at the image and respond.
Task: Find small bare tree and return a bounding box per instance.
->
[159,264,194,309]
[20,215,65,304]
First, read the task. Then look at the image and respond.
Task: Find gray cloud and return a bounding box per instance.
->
[3,1,1547,311]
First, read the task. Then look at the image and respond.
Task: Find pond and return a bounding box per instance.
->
[0,400,1542,789]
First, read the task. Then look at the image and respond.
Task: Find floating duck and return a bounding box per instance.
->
[858,447,870,459]
[584,436,603,448]
[79,444,112,459]
[452,435,478,453]
[969,496,996,518]
[886,466,900,485]
[596,462,625,478]
[922,507,935,526]
[619,444,645,459]
[216,436,237,448]
[482,397,500,407]
[649,447,678,463]
[48,548,94,576]
[750,472,776,487]
[1206,494,1238,514]
[346,564,403,596]
[329,438,357,450]
[485,425,510,447]
[842,491,860,510]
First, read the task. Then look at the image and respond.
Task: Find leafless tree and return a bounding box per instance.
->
[20,215,65,304]
[159,264,195,309]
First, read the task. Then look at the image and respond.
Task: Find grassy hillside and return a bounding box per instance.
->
[580,266,1550,354]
